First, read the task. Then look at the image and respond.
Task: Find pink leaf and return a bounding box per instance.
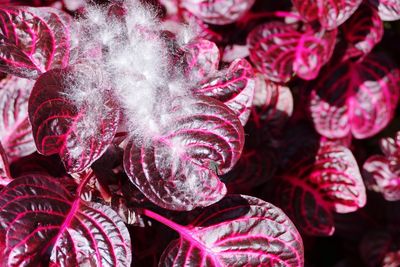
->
[0,7,71,79]
[247,22,337,83]
[310,53,400,139]
[369,0,400,21]
[182,39,220,83]
[124,96,245,211]
[150,195,304,266]
[292,0,363,29]
[276,145,366,235]
[363,155,400,201]
[28,66,120,173]
[194,58,255,125]
[180,0,256,25]
[0,75,36,161]
[342,4,384,60]
[0,175,132,266]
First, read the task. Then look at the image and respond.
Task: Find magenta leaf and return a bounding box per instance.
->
[363,132,400,201]
[0,7,71,79]
[310,53,400,139]
[148,195,304,266]
[182,38,220,83]
[0,175,132,266]
[363,155,400,201]
[342,4,384,60]
[124,96,245,211]
[194,59,255,125]
[0,75,36,161]
[276,145,366,235]
[180,0,256,25]
[292,0,363,30]
[369,0,400,21]
[247,22,337,83]
[28,66,120,173]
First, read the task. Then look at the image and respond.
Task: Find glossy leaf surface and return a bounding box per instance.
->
[28,67,120,173]
[124,96,244,211]
[0,7,71,79]
[247,22,336,83]
[310,53,400,139]
[0,175,132,266]
[180,0,256,25]
[276,145,366,235]
[194,59,255,125]
[158,195,304,266]
[292,0,363,29]
[0,75,36,161]
[182,39,220,83]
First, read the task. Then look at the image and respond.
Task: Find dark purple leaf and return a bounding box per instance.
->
[0,7,71,79]
[251,74,293,135]
[247,22,337,83]
[0,175,131,266]
[194,58,255,125]
[223,147,278,194]
[342,4,384,60]
[369,0,400,21]
[360,231,400,267]
[292,0,363,30]
[0,0,58,6]
[124,96,245,211]
[0,75,36,161]
[0,142,11,187]
[180,0,256,25]
[182,38,220,83]
[276,145,366,235]
[28,65,120,173]
[152,195,304,266]
[310,53,400,139]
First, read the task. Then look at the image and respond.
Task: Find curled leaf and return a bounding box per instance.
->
[124,96,244,211]
[194,59,255,125]
[28,65,120,173]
